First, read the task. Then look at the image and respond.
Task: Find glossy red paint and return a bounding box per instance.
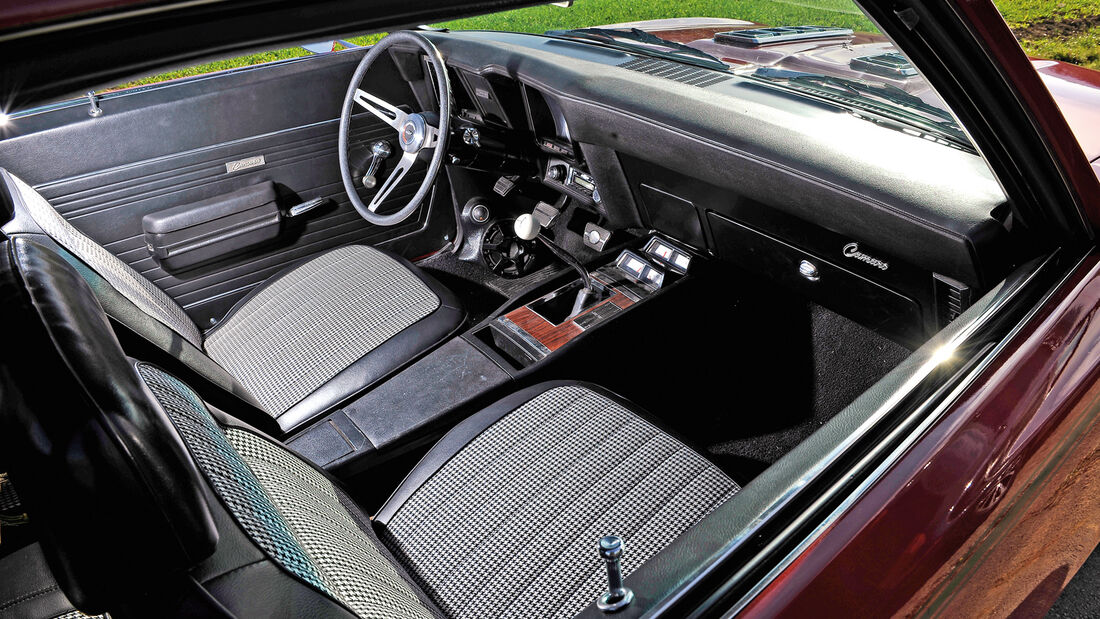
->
[740,255,1100,616]
[1034,59,1100,163]
[0,0,151,30]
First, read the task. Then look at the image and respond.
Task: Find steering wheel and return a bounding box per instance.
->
[338,31,452,226]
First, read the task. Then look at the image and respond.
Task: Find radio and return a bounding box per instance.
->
[545,159,600,203]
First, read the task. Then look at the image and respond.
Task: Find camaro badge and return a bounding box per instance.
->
[226,155,266,173]
[842,242,889,270]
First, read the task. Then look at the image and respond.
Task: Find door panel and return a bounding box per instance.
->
[0,48,451,326]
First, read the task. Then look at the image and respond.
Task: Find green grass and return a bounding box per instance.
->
[112,0,1096,89]
[1018,27,1100,69]
[995,0,1100,26]
[995,0,1100,70]
[435,0,872,34]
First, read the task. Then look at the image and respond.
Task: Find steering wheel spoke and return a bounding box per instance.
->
[368,150,417,212]
[353,88,408,130]
[422,123,440,149]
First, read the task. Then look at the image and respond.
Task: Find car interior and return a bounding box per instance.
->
[0,19,1049,619]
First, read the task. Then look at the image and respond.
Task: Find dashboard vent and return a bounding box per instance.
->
[618,57,732,88]
[714,26,853,47]
[934,274,972,327]
[850,52,918,79]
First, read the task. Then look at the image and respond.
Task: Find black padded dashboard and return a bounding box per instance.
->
[423,30,1016,343]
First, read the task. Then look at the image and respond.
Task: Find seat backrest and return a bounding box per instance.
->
[0,237,217,613]
[0,169,202,347]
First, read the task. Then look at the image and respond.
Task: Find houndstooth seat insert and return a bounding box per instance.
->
[375,382,741,619]
[1,169,464,434]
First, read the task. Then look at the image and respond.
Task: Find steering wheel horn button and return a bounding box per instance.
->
[397,114,431,153]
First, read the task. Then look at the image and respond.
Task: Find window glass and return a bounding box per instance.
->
[109,0,1096,92]
[117,0,878,90]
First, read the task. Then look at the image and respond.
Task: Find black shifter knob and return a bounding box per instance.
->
[597,535,634,613]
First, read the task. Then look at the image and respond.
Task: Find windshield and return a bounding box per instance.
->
[101,0,970,150]
[442,0,971,149]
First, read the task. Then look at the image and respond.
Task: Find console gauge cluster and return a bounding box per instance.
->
[615,250,665,289]
[643,238,692,273]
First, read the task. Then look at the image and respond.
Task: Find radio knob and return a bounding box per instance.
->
[547,165,566,181]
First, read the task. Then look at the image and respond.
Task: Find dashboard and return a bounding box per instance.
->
[397,30,1020,347]
[429,57,606,210]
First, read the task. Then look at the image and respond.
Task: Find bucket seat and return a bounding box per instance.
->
[0,170,463,433]
[0,237,739,618]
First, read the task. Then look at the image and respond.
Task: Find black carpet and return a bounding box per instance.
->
[709,304,911,467]
[416,246,914,486]
[517,263,913,485]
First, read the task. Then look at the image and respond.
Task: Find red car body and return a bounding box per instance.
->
[3,1,1100,616]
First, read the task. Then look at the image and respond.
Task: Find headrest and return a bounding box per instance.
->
[0,237,217,611]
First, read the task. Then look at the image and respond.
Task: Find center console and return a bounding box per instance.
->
[472,236,693,369]
[286,234,696,476]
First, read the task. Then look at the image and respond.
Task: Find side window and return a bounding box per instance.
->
[102,34,386,92]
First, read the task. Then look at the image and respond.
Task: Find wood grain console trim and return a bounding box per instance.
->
[503,290,635,352]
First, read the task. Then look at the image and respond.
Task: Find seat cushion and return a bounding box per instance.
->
[204,244,463,429]
[375,382,740,619]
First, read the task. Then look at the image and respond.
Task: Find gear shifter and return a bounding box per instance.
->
[515,213,596,317]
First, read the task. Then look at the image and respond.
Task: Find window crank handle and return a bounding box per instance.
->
[362,141,393,189]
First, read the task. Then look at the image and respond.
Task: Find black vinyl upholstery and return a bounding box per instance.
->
[0,238,218,614]
[0,237,737,618]
[0,170,465,435]
[0,544,102,619]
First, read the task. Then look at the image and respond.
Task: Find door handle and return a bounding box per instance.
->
[287,197,329,217]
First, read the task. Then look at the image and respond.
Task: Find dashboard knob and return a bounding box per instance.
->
[514,213,540,241]
[462,127,481,147]
[471,204,490,224]
[547,165,565,181]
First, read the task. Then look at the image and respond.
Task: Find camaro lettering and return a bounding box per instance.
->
[226,155,266,173]
[842,242,889,270]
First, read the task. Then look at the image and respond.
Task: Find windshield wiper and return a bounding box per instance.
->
[545,27,729,71]
[749,67,972,150]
